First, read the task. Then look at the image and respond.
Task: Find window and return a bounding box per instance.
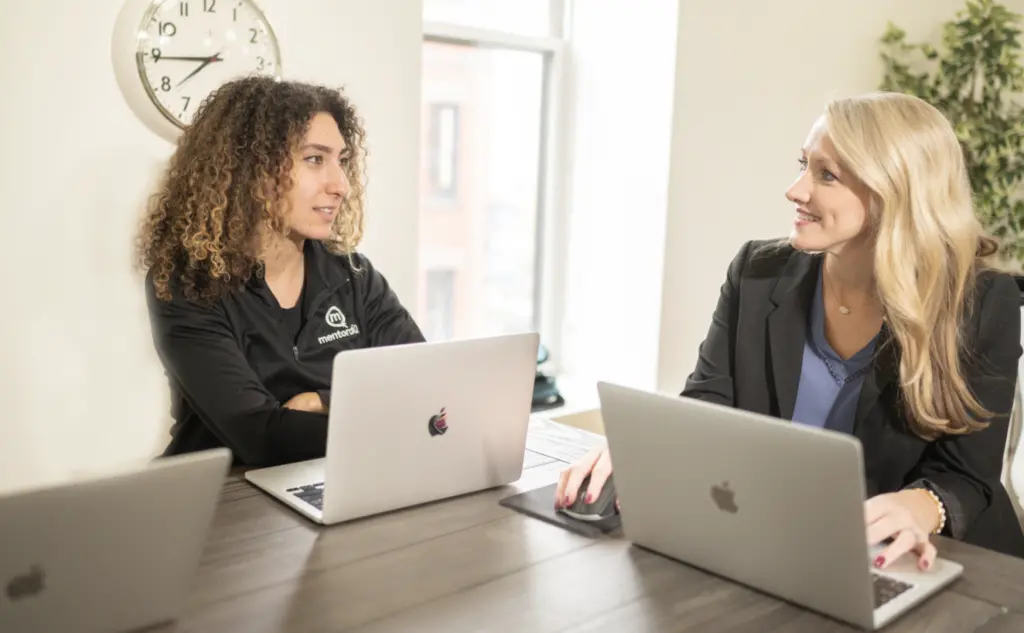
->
[423,0,556,37]
[427,103,459,199]
[418,1,567,351]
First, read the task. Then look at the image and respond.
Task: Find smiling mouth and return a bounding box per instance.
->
[315,207,337,218]
[796,210,820,222]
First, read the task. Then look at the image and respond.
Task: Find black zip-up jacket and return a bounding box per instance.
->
[145,240,425,466]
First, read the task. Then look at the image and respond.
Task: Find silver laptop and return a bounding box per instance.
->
[246,333,539,525]
[0,447,230,633]
[597,381,963,631]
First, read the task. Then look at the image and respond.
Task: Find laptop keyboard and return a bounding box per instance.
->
[286,482,324,510]
[872,573,913,608]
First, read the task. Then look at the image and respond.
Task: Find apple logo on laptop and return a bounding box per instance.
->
[710,481,738,514]
[428,407,449,436]
[5,565,45,600]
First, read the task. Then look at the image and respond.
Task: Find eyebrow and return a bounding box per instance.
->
[818,157,840,172]
[803,151,839,171]
[300,143,336,154]
[299,143,353,158]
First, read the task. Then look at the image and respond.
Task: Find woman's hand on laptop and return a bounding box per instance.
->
[283,392,327,414]
[864,490,939,572]
[555,445,615,509]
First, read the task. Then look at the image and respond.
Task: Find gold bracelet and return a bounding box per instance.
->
[921,488,947,535]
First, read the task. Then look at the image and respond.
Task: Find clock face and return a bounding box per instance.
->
[135,0,281,129]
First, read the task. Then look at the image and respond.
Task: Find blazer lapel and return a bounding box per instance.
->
[853,326,898,434]
[766,251,819,420]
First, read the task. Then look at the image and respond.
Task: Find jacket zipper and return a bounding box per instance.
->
[289,261,351,364]
[294,284,350,363]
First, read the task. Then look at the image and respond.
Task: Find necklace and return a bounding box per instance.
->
[824,269,852,315]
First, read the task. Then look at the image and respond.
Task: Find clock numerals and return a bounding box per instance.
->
[131,0,279,130]
[177,0,215,15]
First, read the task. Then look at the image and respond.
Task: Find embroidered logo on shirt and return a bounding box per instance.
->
[319,306,360,344]
[325,306,348,328]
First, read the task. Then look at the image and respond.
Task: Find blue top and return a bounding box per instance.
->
[791,261,877,434]
[790,265,961,538]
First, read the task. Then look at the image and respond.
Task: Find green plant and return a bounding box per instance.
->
[880,0,1024,268]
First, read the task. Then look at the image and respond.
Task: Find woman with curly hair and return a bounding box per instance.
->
[138,76,424,467]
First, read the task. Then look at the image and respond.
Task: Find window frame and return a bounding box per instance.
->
[421,0,572,373]
[426,102,461,200]
[424,268,458,341]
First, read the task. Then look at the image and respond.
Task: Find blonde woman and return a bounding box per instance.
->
[558,92,1024,563]
[138,77,423,467]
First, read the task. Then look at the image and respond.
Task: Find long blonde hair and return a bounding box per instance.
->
[824,92,999,439]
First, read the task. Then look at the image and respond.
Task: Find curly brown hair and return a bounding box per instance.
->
[137,75,367,303]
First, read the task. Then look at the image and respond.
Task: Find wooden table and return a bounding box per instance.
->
[161,418,1024,633]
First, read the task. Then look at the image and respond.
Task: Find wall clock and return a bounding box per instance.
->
[112,0,282,142]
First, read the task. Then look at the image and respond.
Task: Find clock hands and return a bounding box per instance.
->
[153,54,222,62]
[175,51,225,88]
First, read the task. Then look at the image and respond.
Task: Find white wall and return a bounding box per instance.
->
[655,0,1024,393]
[0,0,423,491]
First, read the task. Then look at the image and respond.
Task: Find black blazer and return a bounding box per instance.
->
[681,240,1024,558]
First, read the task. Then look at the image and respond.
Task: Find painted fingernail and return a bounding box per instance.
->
[874,556,885,568]
[564,495,570,506]
[585,493,594,504]
[921,560,930,570]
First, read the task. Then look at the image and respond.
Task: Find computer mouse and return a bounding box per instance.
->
[559,474,618,522]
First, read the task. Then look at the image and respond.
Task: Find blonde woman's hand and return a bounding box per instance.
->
[555,444,615,510]
[865,490,940,572]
